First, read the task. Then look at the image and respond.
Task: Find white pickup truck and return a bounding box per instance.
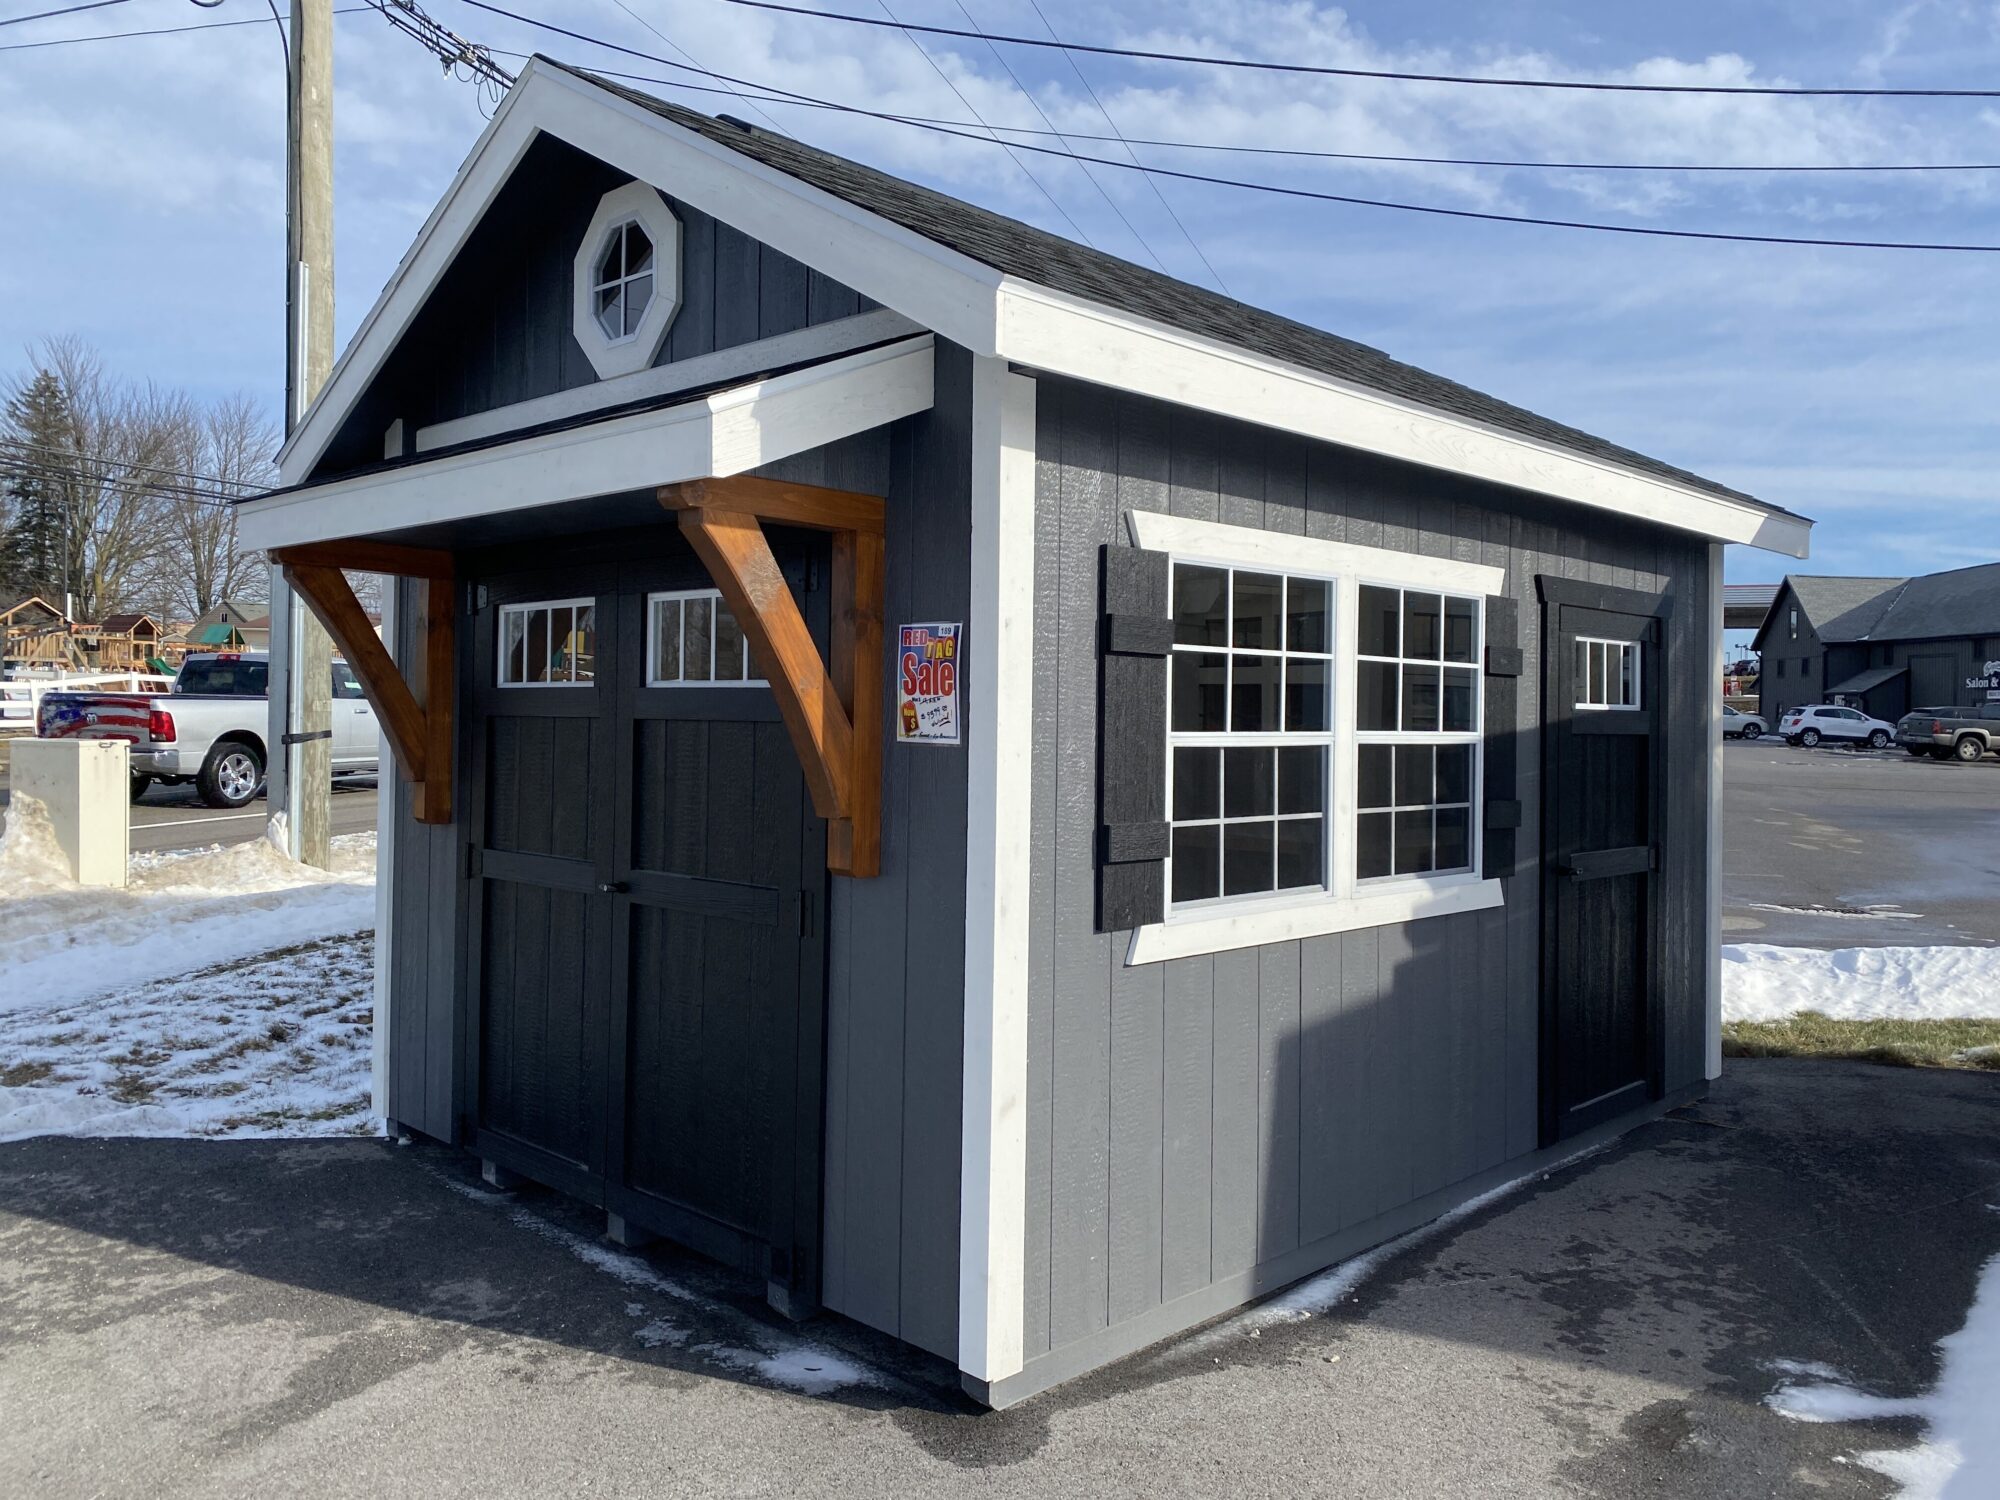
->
[37,651,379,808]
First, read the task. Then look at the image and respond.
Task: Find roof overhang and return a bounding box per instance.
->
[244,334,934,552]
[276,59,1810,560]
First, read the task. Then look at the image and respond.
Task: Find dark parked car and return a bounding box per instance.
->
[1895,705,2000,762]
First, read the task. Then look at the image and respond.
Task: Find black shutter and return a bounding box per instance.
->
[1483,594,1523,879]
[1098,544,1172,932]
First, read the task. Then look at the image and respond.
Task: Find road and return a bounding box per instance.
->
[1722,736,2000,947]
[0,762,379,855]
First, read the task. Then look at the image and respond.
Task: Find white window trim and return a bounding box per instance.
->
[571,181,682,380]
[1125,510,1505,966]
[645,587,767,687]
[1574,635,1643,712]
[497,596,597,688]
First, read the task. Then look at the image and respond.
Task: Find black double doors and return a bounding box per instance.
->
[1541,582,1667,1142]
[462,529,828,1303]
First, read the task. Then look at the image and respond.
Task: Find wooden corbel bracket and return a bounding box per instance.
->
[270,540,455,826]
[659,475,885,877]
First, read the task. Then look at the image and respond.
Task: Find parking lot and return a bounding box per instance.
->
[1722,736,2000,948]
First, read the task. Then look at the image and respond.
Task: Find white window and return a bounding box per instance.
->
[1167,565,1334,905]
[571,181,682,380]
[1127,511,1507,965]
[647,589,765,687]
[498,599,596,687]
[1574,637,1641,711]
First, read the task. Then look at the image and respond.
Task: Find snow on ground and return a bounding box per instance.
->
[0,795,375,1015]
[0,934,375,1142]
[1723,945,2000,1023]
[1767,1251,2000,1498]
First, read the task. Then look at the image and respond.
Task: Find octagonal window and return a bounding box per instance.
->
[591,220,655,340]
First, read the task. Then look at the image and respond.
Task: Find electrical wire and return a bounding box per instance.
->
[1023,0,1226,292]
[0,7,368,54]
[0,435,266,491]
[945,0,1164,270]
[864,0,1094,246]
[0,0,132,28]
[459,7,2000,251]
[605,0,782,132]
[718,0,2000,100]
[0,450,253,510]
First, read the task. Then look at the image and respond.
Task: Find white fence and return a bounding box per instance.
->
[0,672,175,729]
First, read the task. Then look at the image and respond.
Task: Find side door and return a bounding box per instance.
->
[1541,583,1667,1142]
[330,660,376,768]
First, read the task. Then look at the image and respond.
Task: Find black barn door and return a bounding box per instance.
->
[1540,580,1668,1143]
[463,530,828,1306]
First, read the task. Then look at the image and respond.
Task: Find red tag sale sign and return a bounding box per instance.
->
[896,622,961,744]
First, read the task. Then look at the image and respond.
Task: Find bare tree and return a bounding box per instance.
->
[155,393,273,620]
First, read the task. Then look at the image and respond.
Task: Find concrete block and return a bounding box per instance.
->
[9,738,129,888]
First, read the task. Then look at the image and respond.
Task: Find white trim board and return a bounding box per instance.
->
[274,58,1810,561]
[1127,510,1506,596]
[241,337,934,552]
[1128,877,1505,966]
[957,363,1037,1385]
[1014,283,1810,560]
[415,307,920,454]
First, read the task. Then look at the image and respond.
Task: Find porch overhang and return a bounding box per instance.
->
[238,335,934,553]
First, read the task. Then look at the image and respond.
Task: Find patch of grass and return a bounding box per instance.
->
[1724,1012,2000,1071]
[0,1059,54,1087]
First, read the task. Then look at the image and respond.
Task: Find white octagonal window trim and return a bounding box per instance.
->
[571,181,682,380]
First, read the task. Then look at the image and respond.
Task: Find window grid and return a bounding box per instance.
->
[591,220,656,341]
[497,598,596,688]
[1574,636,1641,711]
[1167,564,1336,908]
[1354,583,1482,882]
[646,589,766,687]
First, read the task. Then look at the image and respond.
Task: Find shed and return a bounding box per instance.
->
[237,59,1812,1407]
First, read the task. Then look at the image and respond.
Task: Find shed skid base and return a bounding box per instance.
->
[480,1159,528,1191]
[606,1214,656,1250]
[962,1081,1707,1409]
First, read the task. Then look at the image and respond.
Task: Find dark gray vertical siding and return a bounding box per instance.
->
[1024,378,1715,1372]
[812,345,972,1361]
[385,576,462,1144]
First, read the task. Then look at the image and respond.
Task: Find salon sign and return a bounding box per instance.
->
[896,622,961,745]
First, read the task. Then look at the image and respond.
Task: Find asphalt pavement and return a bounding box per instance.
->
[1721,737,2000,947]
[3,1059,1994,1498]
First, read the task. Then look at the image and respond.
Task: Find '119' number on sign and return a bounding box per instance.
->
[896,622,961,745]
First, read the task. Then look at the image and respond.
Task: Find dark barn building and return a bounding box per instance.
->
[243,59,1812,1407]
[1754,563,2000,725]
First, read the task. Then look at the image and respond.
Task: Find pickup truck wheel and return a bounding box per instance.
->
[129,772,153,803]
[1868,729,1891,749]
[198,742,264,809]
[1955,736,1986,764]
[1800,727,1822,748]
[1931,747,1955,761]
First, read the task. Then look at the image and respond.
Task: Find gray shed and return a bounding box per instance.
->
[240,58,1812,1408]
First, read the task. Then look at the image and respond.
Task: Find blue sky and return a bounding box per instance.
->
[4,0,1999,586]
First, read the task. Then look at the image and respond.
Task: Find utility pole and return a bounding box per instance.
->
[276,0,336,869]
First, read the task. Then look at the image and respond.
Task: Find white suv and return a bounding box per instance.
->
[1779,703,1895,749]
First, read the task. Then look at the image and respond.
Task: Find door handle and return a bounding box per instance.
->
[598,880,629,895]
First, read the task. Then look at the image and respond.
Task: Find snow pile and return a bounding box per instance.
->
[1723,945,2000,1024]
[0,797,376,1016]
[1767,1251,2000,1498]
[0,933,374,1142]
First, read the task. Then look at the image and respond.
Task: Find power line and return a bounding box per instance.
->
[0,0,132,28]
[365,0,512,90]
[718,0,2000,100]
[461,9,2000,251]
[866,0,1095,247]
[0,435,265,491]
[0,5,363,49]
[0,448,250,510]
[605,0,782,132]
[945,0,1165,271]
[1023,0,1226,292]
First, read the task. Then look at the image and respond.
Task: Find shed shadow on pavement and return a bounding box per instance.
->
[1,1060,1998,1490]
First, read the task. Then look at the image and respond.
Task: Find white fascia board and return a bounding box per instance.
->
[1129,510,1505,596]
[958,362,1037,1385]
[277,77,543,484]
[415,307,921,454]
[996,279,1812,561]
[242,337,933,551]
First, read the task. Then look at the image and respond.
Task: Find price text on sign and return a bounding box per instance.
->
[896,622,962,745]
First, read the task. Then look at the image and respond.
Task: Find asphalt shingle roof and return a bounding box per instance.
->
[1783,576,1909,643]
[1765,561,2000,646]
[553,60,1796,522]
